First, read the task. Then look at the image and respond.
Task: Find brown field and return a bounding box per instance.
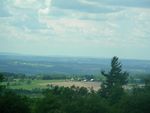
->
[40,81,101,91]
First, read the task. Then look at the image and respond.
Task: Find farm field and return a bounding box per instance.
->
[7,79,101,91]
[41,81,101,91]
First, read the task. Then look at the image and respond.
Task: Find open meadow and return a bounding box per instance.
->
[7,79,101,91]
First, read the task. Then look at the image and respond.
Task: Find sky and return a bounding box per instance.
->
[0,0,150,60]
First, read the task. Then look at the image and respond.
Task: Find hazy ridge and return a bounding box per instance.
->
[0,53,150,75]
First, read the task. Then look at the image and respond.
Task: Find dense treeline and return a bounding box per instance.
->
[2,72,102,82]
[0,82,150,113]
[0,57,150,113]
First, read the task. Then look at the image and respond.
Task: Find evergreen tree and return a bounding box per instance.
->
[100,56,128,102]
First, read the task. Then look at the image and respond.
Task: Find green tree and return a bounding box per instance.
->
[0,91,30,113]
[34,93,63,113]
[118,91,150,113]
[0,73,5,93]
[100,56,128,102]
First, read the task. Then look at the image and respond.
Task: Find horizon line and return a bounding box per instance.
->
[0,52,150,61]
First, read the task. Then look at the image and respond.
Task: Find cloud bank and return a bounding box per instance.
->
[0,0,150,59]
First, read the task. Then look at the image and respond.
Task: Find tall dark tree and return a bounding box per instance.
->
[100,56,129,102]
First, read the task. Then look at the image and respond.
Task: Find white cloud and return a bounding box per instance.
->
[39,7,50,15]
[38,0,52,15]
[0,0,150,59]
[12,0,39,9]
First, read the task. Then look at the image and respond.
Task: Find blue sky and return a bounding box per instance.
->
[0,0,150,60]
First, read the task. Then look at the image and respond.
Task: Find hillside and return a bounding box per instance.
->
[0,54,150,75]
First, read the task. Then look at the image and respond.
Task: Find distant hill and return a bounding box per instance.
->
[0,53,150,75]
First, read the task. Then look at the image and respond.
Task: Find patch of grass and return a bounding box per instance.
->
[7,79,66,90]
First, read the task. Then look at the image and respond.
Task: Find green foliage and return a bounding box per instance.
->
[0,58,150,113]
[0,73,4,82]
[100,56,129,103]
[0,91,30,113]
[34,94,63,113]
[144,76,150,89]
[118,91,150,113]
[34,87,110,113]
[0,73,5,93]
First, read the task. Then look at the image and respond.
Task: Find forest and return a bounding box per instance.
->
[0,56,150,113]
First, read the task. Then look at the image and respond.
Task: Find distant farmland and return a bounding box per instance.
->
[7,79,101,91]
[41,81,101,91]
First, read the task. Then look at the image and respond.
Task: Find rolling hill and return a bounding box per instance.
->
[0,53,150,75]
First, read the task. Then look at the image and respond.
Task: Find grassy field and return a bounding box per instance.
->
[5,79,144,91]
[7,79,101,91]
[7,79,64,90]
